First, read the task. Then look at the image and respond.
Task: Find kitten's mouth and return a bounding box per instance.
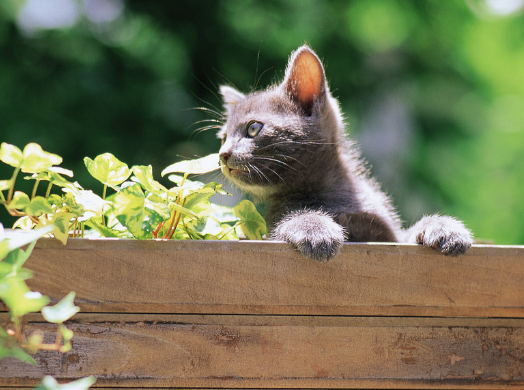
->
[222,165,248,178]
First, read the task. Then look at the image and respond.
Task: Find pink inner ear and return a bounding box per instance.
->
[289,50,323,108]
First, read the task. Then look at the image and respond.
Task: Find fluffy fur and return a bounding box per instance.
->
[218,45,473,261]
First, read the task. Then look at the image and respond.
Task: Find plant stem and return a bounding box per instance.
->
[100,185,108,226]
[45,182,53,198]
[7,167,20,203]
[69,219,78,238]
[163,210,178,239]
[31,179,41,199]
[167,206,184,239]
[217,221,243,240]
[163,173,188,239]
[180,173,188,188]
[13,314,24,344]
[152,221,165,238]
[54,325,63,348]
[28,343,60,351]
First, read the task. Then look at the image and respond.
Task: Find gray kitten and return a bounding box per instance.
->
[218,45,473,261]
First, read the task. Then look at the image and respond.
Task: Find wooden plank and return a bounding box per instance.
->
[1,386,522,390]
[1,314,523,389]
[5,238,523,317]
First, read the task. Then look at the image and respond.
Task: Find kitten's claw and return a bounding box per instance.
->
[270,210,345,262]
[407,215,473,256]
[295,236,343,262]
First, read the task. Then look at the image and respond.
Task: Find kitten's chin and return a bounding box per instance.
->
[237,183,278,200]
[222,167,278,199]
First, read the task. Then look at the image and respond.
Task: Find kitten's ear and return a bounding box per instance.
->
[282,45,326,116]
[220,85,245,110]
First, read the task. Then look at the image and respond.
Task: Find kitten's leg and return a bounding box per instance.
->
[403,215,473,256]
[270,210,345,262]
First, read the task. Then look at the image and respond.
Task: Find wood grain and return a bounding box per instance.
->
[10,239,524,317]
[1,314,523,389]
[2,240,524,388]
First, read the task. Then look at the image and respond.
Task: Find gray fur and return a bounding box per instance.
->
[218,45,473,261]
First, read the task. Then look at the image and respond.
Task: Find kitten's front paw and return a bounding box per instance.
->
[408,215,473,256]
[271,211,345,262]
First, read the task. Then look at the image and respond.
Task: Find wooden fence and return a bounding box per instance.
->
[1,238,524,389]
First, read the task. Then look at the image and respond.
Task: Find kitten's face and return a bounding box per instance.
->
[218,45,343,199]
[218,89,315,197]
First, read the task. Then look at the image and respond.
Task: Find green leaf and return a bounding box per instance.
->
[60,324,74,352]
[0,179,12,191]
[62,193,85,217]
[84,153,131,188]
[47,171,78,193]
[199,217,238,239]
[7,191,30,211]
[25,196,54,217]
[41,292,79,324]
[170,228,190,240]
[26,330,44,354]
[211,204,240,223]
[170,202,199,220]
[166,176,208,196]
[167,175,205,189]
[183,218,206,239]
[183,182,222,217]
[0,143,23,167]
[47,194,63,207]
[112,183,170,239]
[0,276,50,316]
[36,376,96,390]
[48,166,74,177]
[24,171,79,194]
[84,219,130,238]
[66,189,109,221]
[0,225,54,261]
[20,143,62,173]
[161,153,220,176]
[12,216,34,231]
[2,246,35,280]
[233,200,267,240]
[131,165,168,194]
[219,223,240,240]
[0,338,36,365]
[45,213,76,245]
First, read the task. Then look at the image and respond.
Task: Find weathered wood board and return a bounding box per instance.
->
[1,315,524,388]
[1,239,524,389]
[10,238,524,317]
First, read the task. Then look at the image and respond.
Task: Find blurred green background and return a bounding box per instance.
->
[1,0,523,244]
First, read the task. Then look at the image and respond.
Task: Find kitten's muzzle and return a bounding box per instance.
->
[219,152,248,177]
[219,151,233,173]
[219,151,231,164]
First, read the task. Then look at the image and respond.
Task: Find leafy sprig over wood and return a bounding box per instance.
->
[0,225,96,389]
[0,226,78,361]
[0,227,96,389]
[0,142,267,243]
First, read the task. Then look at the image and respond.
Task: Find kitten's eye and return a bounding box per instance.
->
[247,122,264,138]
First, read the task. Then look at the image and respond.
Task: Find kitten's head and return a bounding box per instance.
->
[218,45,344,199]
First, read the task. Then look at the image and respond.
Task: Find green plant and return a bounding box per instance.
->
[0,142,264,389]
[0,225,78,360]
[0,142,266,243]
[35,376,96,390]
[0,224,96,388]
